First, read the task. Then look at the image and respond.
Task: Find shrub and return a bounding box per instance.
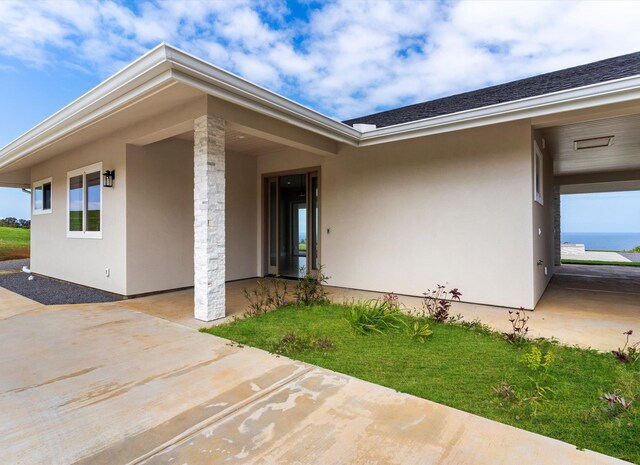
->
[627,245,640,253]
[611,330,639,364]
[344,299,404,335]
[519,346,555,416]
[381,292,400,312]
[600,393,633,414]
[294,265,329,306]
[521,346,554,372]
[421,284,462,323]
[504,308,530,345]
[242,279,289,317]
[271,332,335,355]
[407,320,433,343]
[492,382,515,400]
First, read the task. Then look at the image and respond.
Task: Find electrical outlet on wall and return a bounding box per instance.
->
[105,268,110,277]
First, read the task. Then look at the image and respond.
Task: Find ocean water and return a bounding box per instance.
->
[561,232,640,251]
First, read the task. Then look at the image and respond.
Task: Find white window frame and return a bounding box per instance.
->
[32,177,53,215]
[66,162,103,239]
[533,141,544,205]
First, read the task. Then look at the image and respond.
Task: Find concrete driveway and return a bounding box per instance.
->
[0,287,629,465]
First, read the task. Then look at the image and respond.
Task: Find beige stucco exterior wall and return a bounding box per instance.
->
[27,98,208,295]
[257,120,537,309]
[125,140,194,295]
[225,151,258,281]
[29,136,128,294]
[532,131,556,305]
[125,140,257,295]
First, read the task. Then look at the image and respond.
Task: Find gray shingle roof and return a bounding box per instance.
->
[343,52,640,128]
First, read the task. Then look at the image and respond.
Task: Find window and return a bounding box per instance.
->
[67,162,102,238]
[533,141,544,205]
[33,177,53,215]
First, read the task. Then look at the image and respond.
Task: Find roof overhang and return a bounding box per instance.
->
[3,43,640,172]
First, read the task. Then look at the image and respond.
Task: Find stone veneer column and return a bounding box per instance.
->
[554,185,561,267]
[194,115,225,321]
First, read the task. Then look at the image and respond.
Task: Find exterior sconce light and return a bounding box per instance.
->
[103,170,115,188]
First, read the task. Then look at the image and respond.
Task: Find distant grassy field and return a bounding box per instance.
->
[562,259,640,267]
[0,227,30,260]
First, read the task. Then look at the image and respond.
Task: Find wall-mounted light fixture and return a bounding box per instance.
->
[103,170,115,188]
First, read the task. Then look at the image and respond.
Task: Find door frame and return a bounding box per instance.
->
[261,167,321,277]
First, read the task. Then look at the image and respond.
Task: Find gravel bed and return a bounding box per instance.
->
[620,252,640,262]
[0,259,30,271]
[0,272,123,305]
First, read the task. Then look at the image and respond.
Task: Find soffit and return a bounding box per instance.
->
[542,112,640,176]
[174,126,298,156]
[3,83,203,172]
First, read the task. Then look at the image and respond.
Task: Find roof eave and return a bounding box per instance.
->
[3,43,640,171]
[357,74,640,145]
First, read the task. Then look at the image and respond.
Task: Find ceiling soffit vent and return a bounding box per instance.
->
[573,136,614,150]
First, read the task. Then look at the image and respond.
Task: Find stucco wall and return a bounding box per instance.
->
[125,140,257,295]
[30,137,127,294]
[125,140,194,295]
[257,120,536,309]
[532,131,556,304]
[226,151,258,281]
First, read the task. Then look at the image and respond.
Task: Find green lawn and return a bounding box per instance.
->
[562,259,640,267]
[203,304,640,463]
[0,226,30,260]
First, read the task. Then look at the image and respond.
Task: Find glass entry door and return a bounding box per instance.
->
[265,170,319,278]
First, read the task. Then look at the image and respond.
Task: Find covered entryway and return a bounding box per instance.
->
[534,110,640,312]
[263,170,320,278]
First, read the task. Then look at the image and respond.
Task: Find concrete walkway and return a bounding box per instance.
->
[0,289,630,464]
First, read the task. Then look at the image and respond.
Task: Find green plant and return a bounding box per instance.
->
[344,299,404,335]
[242,281,272,317]
[293,265,329,305]
[521,346,554,372]
[612,330,640,364]
[314,336,335,351]
[627,245,640,253]
[518,346,555,416]
[407,320,433,343]
[381,292,400,311]
[504,308,530,346]
[492,382,515,400]
[242,279,289,317]
[420,284,461,322]
[271,332,334,355]
[600,393,633,414]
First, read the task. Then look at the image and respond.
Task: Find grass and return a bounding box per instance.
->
[562,259,640,267]
[203,304,640,463]
[0,226,30,260]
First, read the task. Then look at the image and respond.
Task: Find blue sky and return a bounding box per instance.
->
[1,0,640,230]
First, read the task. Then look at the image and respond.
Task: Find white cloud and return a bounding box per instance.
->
[1,0,640,119]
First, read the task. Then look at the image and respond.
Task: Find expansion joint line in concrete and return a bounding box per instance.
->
[126,363,314,465]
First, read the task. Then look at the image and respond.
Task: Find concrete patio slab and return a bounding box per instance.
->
[0,291,632,464]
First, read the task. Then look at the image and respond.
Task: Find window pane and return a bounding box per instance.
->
[43,182,52,210]
[69,175,83,231]
[34,185,43,211]
[86,171,101,232]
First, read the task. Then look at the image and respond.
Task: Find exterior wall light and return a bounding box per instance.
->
[103,170,115,188]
